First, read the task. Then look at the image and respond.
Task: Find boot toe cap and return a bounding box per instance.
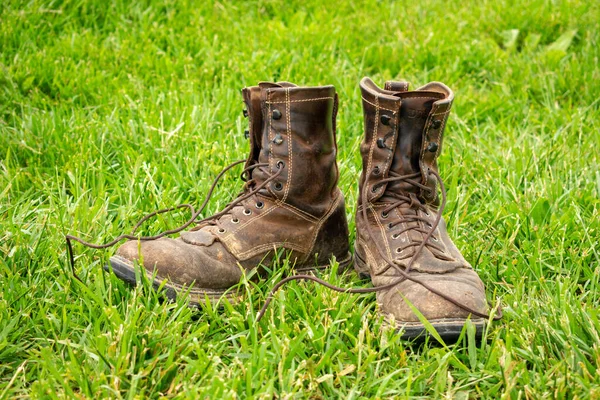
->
[113,237,242,289]
[377,268,488,324]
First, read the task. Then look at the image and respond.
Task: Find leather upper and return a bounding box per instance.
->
[114,83,350,290]
[355,77,487,323]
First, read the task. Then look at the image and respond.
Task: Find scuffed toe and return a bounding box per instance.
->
[112,237,243,289]
[377,268,488,323]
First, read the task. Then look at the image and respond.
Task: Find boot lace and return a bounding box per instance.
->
[256,169,502,323]
[65,160,284,279]
[194,161,281,233]
[374,170,453,266]
[65,157,501,326]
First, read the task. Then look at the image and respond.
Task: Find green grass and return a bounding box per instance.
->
[1,0,599,397]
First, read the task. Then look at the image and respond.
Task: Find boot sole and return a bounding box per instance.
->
[353,249,486,342]
[106,252,353,307]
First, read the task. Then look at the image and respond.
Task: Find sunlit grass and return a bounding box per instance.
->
[1,0,599,397]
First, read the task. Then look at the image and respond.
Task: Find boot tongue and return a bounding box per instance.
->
[382,92,441,198]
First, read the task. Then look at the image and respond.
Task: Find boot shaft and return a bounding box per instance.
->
[358,77,454,206]
[242,82,340,218]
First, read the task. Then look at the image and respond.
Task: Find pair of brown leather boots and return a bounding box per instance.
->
[107,77,495,340]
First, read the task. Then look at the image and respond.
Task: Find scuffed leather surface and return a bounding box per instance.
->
[374,269,487,322]
[306,191,350,265]
[220,194,317,260]
[181,228,217,246]
[254,85,339,218]
[116,237,242,289]
[113,83,350,291]
[355,78,487,322]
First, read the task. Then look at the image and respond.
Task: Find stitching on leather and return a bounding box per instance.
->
[230,201,277,234]
[358,239,378,274]
[316,190,341,225]
[420,104,450,199]
[364,245,376,269]
[266,96,333,104]
[382,117,395,181]
[420,103,439,188]
[283,87,292,201]
[255,192,316,221]
[227,196,317,236]
[302,191,342,262]
[364,95,398,200]
[359,202,396,210]
[427,208,449,256]
[393,207,412,259]
[398,96,441,100]
[365,99,376,194]
[365,97,381,200]
[435,115,447,160]
[368,203,392,261]
[361,97,398,113]
[236,242,308,259]
[274,199,319,222]
[268,90,273,178]
[430,109,448,203]
[358,227,387,275]
[384,82,409,92]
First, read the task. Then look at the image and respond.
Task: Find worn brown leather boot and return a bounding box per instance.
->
[354,77,490,340]
[108,82,351,304]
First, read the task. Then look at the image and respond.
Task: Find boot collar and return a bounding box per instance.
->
[359,77,454,203]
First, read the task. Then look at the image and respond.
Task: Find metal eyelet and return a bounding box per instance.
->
[392,233,399,239]
[218,228,226,234]
[256,201,264,209]
[396,248,402,253]
[273,134,283,145]
[232,218,239,224]
[387,223,393,229]
[243,209,252,216]
[432,236,439,242]
[274,182,283,191]
[373,166,381,175]
[424,210,430,217]
[427,142,439,153]
[381,211,388,219]
[276,160,285,169]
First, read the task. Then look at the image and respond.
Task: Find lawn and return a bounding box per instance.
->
[1,0,599,397]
